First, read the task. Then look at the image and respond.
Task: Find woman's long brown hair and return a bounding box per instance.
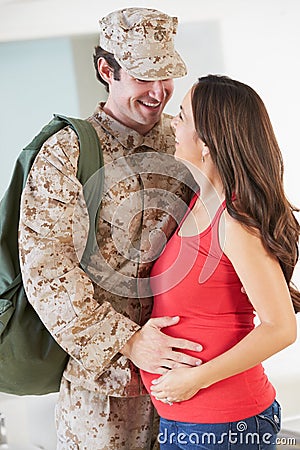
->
[192,75,300,312]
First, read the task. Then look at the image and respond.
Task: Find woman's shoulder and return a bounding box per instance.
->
[223,209,259,236]
[222,209,263,257]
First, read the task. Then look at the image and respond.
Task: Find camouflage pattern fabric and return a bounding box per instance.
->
[56,378,159,449]
[99,8,187,81]
[18,103,192,448]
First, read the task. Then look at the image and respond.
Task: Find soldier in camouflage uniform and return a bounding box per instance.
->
[18,8,202,450]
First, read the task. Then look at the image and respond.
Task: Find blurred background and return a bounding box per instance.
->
[0,0,299,448]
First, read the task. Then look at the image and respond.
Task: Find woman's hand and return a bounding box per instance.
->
[150,366,205,404]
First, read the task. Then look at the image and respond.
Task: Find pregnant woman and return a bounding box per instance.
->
[141,75,299,449]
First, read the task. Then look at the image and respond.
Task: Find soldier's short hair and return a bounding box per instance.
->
[93,46,122,92]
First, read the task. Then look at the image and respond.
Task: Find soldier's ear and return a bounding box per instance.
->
[97,58,114,85]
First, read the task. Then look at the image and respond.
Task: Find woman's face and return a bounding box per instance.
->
[171,88,205,167]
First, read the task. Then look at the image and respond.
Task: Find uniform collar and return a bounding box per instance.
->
[93,103,167,151]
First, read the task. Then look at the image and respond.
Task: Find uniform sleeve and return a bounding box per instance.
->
[18,127,140,379]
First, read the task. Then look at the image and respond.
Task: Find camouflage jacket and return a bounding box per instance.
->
[18,103,193,396]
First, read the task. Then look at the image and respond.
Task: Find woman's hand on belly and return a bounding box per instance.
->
[150,365,207,403]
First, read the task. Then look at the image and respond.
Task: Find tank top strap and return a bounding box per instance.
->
[211,199,227,228]
[177,191,200,229]
[198,199,227,284]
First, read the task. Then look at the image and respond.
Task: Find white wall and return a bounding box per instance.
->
[0,34,104,197]
[0,0,299,447]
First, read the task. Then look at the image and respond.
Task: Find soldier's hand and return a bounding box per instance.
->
[120,316,202,374]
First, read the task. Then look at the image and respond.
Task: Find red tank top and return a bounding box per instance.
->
[140,194,275,423]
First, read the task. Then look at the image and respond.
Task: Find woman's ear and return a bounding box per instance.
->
[202,143,210,158]
[97,58,114,85]
[201,143,209,162]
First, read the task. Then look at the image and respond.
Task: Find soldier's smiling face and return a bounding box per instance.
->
[104,68,174,135]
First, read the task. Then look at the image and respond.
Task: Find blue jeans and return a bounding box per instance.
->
[158,400,281,449]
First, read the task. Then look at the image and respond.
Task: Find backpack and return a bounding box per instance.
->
[0,114,104,395]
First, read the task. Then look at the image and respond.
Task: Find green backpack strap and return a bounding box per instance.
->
[0,113,103,303]
[22,113,104,185]
[0,114,104,395]
[53,115,104,270]
[54,114,104,186]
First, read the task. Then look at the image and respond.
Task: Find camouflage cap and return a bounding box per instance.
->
[99,8,187,81]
